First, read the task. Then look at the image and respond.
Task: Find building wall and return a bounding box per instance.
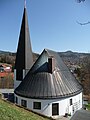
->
[14,69,28,89]
[14,92,82,117]
[14,70,21,89]
[59,92,82,115]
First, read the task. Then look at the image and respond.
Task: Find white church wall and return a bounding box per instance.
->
[59,98,69,115]
[15,94,52,116]
[15,92,82,117]
[23,69,29,79]
[14,69,30,89]
[14,69,22,89]
[23,70,26,79]
[66,92,82,115]
[14,70,22,89]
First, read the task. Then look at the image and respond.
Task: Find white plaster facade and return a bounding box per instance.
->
[14,92,82,117]
[14,69,29,89]
[14,70,20,89]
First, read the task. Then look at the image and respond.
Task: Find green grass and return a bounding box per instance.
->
[0,99,50,120]
[86,103,90,110]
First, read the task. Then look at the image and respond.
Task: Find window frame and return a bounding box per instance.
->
[70,98,73,106]
[21,99,27,107]
[33,102,41,110]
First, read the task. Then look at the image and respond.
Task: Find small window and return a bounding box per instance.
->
[70,99,72,106]
[21,99,27,107]
[15,97,18,104]
[33,102,41,110]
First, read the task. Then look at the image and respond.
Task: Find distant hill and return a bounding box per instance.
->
[58,51,90,65]
[0,50,15,56]
[0,50,39,64]
[1,50,90,95]
[0,50,90,66]
[0,50,10,54]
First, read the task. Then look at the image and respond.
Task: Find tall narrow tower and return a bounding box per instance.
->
[14,2,33,89]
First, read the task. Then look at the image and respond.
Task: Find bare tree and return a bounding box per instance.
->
[76,0,85,3]
[76,0,90,25]
[76,21,90,25]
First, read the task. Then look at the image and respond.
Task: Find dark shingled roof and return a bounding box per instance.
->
[15,6,33,70]
[15,49,83,99]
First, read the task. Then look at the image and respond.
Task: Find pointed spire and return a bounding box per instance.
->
[24,0,26,8]
[15,2,33,78]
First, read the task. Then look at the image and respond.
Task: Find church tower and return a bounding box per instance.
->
[14,2,33,89]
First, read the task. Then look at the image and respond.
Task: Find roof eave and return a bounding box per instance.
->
[14,88,83,100]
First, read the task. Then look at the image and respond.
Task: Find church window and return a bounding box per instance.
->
[21,99,27,107]
[33,102,41,110]
[70,99,73,106]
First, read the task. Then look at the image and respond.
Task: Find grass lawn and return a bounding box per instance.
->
[0,99,50,120]
[86,103,90,110]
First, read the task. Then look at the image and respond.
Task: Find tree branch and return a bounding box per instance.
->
[76,0,85,3]
[76,21,90,25]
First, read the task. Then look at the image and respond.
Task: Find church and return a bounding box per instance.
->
[14,2,83,117]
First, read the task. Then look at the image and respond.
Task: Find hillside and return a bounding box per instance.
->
[0,50,90,65]
[0,50,90,95]
[1,50,90,63]
[0,99,50,120]
[0,50,39,65]
[59,51,90,96]
[59,50,90,66]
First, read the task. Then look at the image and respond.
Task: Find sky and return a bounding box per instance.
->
[0,0,90,54]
